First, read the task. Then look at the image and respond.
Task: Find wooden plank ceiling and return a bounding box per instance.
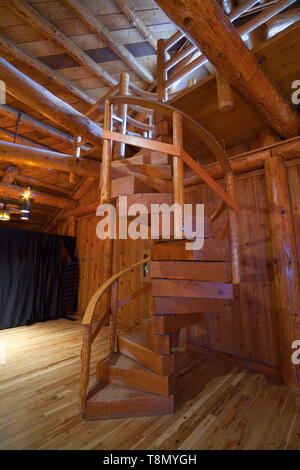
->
[0,0,177,231]
[0,0,298,231]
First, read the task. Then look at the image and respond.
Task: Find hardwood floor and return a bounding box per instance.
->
[0,318,299,450]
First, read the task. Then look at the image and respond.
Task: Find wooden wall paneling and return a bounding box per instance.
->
[187,169,282,369]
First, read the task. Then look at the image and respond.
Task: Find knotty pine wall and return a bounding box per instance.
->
[56,159,300,370]
[188,159,300,370]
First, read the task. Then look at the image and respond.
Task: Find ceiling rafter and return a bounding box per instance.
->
[0,140,100,177]
[113,0,158,52]
[0,168,71,196]
[0,182,77,210]
[4,0,118,88]
[62,0,154,84]
[0,57,103,146]
[0,32,95,106]
[0,104,92,152]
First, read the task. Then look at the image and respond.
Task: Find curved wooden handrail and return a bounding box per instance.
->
[105,95,232,177]
[82,256,151,326]
[79,256,152,409]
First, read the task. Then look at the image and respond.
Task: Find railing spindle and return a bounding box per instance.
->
[173,111,184,239]
[225,172,240,285]
[109,280,118,353]
[79,324,92,409]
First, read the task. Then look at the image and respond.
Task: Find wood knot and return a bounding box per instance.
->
[183,16,193,29]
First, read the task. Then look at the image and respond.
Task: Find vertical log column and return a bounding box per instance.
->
[216,1,234,112]
[225,172,240,284]
[173,111,185,350]
[264,155,300,390]
[157,39,168,102]
[172,111,184,239]
[100,100,112,203]
[113,71,129,160]
[99,100,115,342]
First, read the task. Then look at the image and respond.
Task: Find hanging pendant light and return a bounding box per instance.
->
[0,204,10,221]
[20,187,32,220]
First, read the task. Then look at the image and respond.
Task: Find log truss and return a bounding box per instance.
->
[0,0,297,230]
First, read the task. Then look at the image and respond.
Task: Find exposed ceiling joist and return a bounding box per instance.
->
[5,0,118,88]
[0,140,100,177]
[5,172,70,197]
[0,57,103,146]
[113,0,158,52]
[155,0,300,138]
[62,0,154,84]
[0,104,91,152]
[0,32,95,106]
[0,183,77,210]
[0,126,56,151]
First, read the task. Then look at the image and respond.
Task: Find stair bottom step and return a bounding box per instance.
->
[85,382,174,420]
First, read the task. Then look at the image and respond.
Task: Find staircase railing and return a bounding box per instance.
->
[79,256,151,409]
[97,95,240,283]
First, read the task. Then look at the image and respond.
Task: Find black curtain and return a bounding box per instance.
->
[0,226,75,330]
[61,236,79,316]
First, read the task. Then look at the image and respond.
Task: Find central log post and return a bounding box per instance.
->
[264,154,300,390]
[157,38,168,102]
[100,100,115,333]
[113,71,129,160]
[172,111,184,239]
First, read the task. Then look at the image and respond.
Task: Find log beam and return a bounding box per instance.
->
[0,126,55,151]
[216,0,234,112]
[0,104,90,150]
[0,32,94,106]
[0,57,102,146]
[156,0,300,137]
[5,0,117,88]
[0,141,100,177]
[113,0,158,52]
[63,0,154,84]
[0,183,77,210]
[184,136,300,185]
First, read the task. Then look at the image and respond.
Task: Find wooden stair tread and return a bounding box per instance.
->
[127,149,171,165]
[85,382,174,420]
[152,279,233,299]
[117,331,174,375]
[116,192,173,213]
[141,318,171,355]
[111,174,156,198]
[152,238,231,261]
[154,297,232,314]
[97,353,174,396]
[151,260,231,282]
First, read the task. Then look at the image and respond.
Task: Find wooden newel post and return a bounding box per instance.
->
[100,100,112,203]
[109,280,118,353]
[100,99,114,324]
[157,38,167,102]
[225,172,240,285]
[264,155,300,390]
[172,111,184,239]
[79,324,92,409]
[113,71,129,160]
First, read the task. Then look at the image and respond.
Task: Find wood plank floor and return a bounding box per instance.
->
[0,318,299,450]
